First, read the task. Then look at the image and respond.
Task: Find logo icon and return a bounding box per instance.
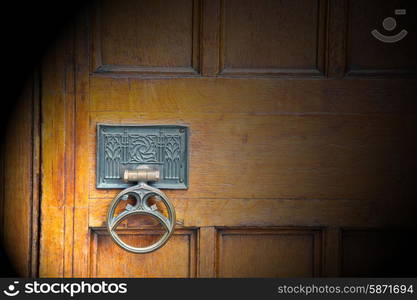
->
[371,9,408,43]
[3,281,20,297]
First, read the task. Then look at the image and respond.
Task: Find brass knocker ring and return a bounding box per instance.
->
[106,167,176,253]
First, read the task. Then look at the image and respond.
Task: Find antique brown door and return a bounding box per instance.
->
[36,0,417,277]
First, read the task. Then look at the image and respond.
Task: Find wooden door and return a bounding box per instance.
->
[34,0,417,277]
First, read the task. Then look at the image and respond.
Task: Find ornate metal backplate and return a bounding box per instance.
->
[97,124,189,189]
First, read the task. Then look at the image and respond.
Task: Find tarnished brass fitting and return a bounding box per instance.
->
[123,165,160,182]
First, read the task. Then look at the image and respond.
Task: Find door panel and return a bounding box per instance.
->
[217,228,321,277]
[341,229,417,277]
[92,0,200,74]
[91,229,196,278]
[38,0,417,277]
[347,0,417,75]
[220,0,326,75]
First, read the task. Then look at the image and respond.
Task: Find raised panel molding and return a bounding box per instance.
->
[219,0,327,76]
[89,228,197,277]
[86,0,417,79]
[90,0,202,76]
[216,228,322,277]
[326,0,348,77]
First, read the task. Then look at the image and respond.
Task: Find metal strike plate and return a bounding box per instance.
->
[97,124,189,189]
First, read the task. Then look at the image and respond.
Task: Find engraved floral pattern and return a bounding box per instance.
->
[103,131,181,180]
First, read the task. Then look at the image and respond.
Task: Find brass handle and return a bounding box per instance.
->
[106,166,176,253]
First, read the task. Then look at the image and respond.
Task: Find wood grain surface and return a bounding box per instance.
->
[2,0,416,277]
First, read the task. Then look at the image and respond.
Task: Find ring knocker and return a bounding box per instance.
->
[106,165,176,253]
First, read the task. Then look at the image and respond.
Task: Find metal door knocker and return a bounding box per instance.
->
[106,165,176,253]
[97,124,189,254]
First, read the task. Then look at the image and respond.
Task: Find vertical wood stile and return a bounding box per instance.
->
[323,227,341,276]
[326,0,348,77]
[40,33,73,276]
[73,9,92,277]
[201,0,221,76]
[198,226,217,277]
